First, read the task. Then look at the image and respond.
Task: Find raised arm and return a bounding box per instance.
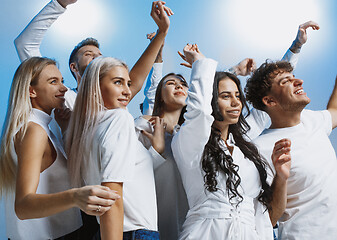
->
[14,123,119,220]
[281,21,320,68]
[327,75,337,129]
[227,58,257,76]
[129,1,173,100]
[14,0,76,62]
[172,44,218,168]
[269,138,291,226]
[142,32,164,115]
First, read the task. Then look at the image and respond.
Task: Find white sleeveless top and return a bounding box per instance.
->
[5,108,82,240]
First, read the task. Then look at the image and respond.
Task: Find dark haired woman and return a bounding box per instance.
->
[135,72,190,240]
[171,44,274,240]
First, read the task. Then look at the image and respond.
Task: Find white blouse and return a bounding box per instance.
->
[5,108,82,240]
[171,58,273,240]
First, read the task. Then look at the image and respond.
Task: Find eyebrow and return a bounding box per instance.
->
[82,50,101,55]
[46,77,62,81]
[278,75,293,84]
[164,79,187,85]
[219,91,239,95]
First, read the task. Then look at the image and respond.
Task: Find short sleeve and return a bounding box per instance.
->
[98,109,136,183]
[302,109,332,136]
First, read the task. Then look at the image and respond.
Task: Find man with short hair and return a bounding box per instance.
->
[245,59,337,239]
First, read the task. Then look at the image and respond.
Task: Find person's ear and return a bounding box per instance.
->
[262,95,277,108]
[29,86,37,98]
[69,62,78,74]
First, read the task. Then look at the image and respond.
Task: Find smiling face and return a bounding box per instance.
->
[100,66,131,109]
[161,75,188,111]
[216,77,243,125]
[266,71,310,112]
[30,64,67,114]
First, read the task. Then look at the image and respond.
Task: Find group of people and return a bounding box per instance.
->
[0,0,336,240]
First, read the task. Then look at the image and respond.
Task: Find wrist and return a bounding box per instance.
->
[156,29,168,38]
[275,173,288,183]
[228,66,238,75]
[289,40,303,54]
[70,188,78,208]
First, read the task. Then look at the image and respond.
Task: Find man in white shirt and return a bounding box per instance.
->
[244,55,337,238]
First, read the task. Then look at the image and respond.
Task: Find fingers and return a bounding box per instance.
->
[163,5,174,16]
[180,63,192,68]
[148,117,165,131]
[178,51,187,61]
[272,138,291,163]
[300,20,320,31]
[90,185,121,201]
[141,129,154,141]
[84,204,111,216]
[147,32,156,41]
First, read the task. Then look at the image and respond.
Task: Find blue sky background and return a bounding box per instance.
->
[1,0,336,237]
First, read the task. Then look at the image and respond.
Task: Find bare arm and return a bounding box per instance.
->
[100,182,124,240]
[289,21,320,54]
[129,1,173,100]
[269,138,291,226]
[142,32,165,115]
[15,123,119,220]
[327,75,337,129]
[281,21,319,69]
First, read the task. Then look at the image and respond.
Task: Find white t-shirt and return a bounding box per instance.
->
[82,108,159,232]
[253,109,337,240]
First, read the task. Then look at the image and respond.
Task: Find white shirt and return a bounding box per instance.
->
[253,109,337,240]
[5,108,82,240]
[172,58,273,240]
[82,108,160,232]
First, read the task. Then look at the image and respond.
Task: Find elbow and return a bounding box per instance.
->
[15,199,31,220]
[15,202,27,220]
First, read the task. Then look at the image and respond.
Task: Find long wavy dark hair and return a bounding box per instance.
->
[202,71,272,208]
[152,73,187,126]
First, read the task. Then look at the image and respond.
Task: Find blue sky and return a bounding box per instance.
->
[1,0,336,237]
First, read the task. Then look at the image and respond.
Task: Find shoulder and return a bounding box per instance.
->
[15,122,48,156]
[98,109,135,140]
[25,122,48,140]
[103,108,134,124]
[301,109,330,120]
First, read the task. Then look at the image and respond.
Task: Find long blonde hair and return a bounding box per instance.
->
[66,56,128,187]
[0,57,57,196]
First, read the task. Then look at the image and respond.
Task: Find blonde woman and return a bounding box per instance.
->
[66,56,166,240]
[0,57,119,240]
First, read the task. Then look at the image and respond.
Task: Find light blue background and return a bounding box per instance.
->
[1,0,337,238]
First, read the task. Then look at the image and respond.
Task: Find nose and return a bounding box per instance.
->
[122,85,131,97]
[175,82,183,89]
[293,78,304,86]
[231,97,240,107]
[60,83,68,93]
[93,52,101,59]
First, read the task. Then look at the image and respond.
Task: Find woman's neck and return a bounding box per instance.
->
[161,108,182,134]
[213,120,229,141]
